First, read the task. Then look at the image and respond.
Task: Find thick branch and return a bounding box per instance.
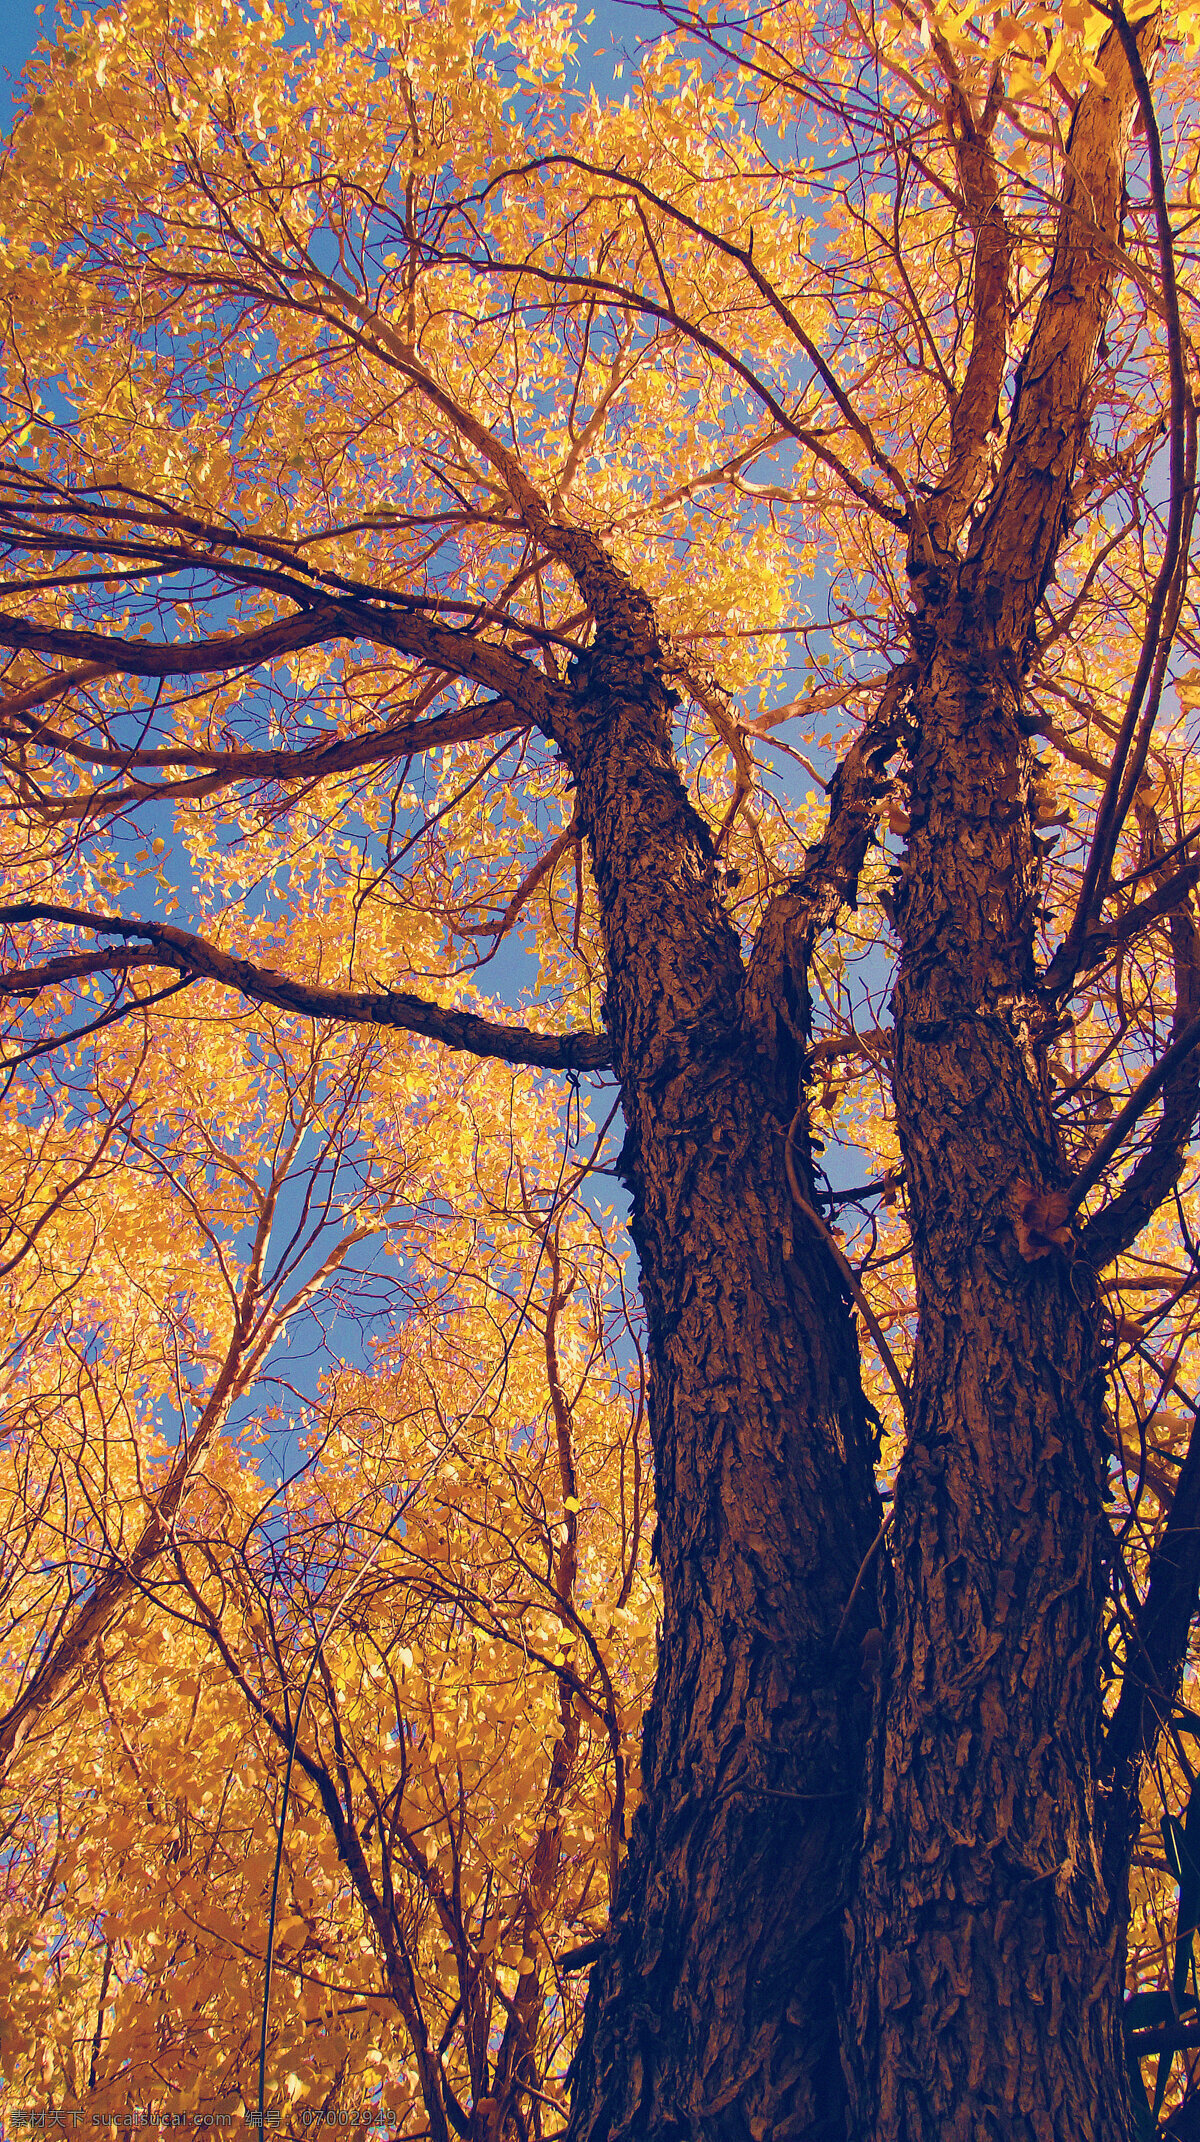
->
[0,600,352,679]
[0,906,610,1072]
[0,597,566,735]
[1052,1,1193,979]
[922,50,1011,556]
[1126,2022,1200,2055]
[0,698,522,819]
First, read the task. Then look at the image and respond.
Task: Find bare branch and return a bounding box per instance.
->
[1069,1009,1200,1224]
[0,696,524,819]
[0,905,611,1071]
[0,594,568,736]
[1101,1402,1200,1895]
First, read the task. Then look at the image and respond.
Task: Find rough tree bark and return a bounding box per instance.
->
[845,614,1126,2137]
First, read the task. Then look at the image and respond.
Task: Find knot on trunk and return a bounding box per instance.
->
[1013,1178,1073,1260]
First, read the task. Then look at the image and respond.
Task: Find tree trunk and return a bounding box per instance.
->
[556,590,883,2142]
[837,20,1158,2130]
[844,598,1132,2140]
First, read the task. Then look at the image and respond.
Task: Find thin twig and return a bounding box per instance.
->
[832,1512,894,1652]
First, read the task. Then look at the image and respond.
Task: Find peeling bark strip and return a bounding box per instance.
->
[846,19,1158,2142]
[551,571,883,2142]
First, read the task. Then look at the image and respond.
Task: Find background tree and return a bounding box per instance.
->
[0,0,1198,2138]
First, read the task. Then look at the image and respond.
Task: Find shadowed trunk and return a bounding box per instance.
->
[556,587,882,2142]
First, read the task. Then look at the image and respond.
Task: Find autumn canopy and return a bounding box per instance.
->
[0,0,1198,2136]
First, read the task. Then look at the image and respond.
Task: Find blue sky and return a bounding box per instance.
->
[0,1,39,134]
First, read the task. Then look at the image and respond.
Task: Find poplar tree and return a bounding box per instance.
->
[0,2,1198,2136]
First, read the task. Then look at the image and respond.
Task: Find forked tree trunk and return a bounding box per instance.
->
[555,22,1157,2136]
